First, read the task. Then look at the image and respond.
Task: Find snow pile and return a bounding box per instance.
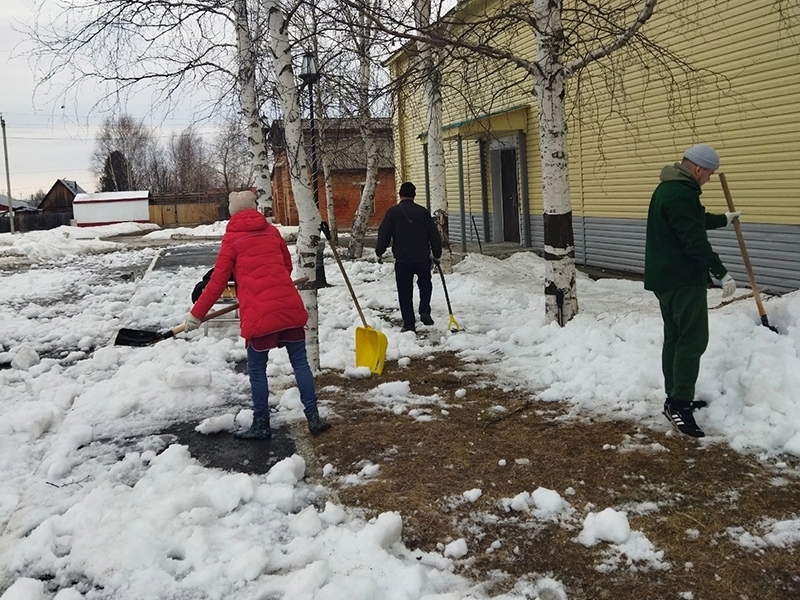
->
[728,518,800,550]
[2,224,800,597]
[366,380,447,420]
[577,508,667,572]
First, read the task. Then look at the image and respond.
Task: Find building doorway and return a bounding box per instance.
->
[490,138,520,243]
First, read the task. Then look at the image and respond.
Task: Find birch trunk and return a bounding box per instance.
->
[347,123,379,258]
[534,0,578,325]
[322,152,337,245]
[347,11,380,259]
[316,96,338,246]
[266,2,321,369]
[414,0,452,273]
[234,0,272,216]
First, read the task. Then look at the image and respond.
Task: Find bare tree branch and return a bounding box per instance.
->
[565,0,657,76]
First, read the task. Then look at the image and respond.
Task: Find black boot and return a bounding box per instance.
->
[304,407,331,435]
[234,416,271,440]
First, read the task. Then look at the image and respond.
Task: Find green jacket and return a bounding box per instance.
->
[644,163,727,292]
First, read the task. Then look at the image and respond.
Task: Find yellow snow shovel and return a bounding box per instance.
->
[320,222,388,375]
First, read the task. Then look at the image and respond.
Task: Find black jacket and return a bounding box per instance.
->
[375,200,442,263]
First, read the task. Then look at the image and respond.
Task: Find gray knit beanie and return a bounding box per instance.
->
[683,144,720,171]
[228,190,257,215]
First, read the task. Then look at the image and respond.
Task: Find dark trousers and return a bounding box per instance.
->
[655,285,709,403]
[395,260,433,328]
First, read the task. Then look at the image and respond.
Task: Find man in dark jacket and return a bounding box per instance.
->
[644,144,740,438]
[376,182,443,333]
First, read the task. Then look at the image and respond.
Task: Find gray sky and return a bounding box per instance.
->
[0,2,221,200]
[0,2,99,198]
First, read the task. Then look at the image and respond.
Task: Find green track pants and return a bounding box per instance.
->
[655,285,709,403]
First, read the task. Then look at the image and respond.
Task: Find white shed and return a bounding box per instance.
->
[72,191,150,227]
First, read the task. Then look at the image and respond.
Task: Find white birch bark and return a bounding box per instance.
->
[234,0,273,216]
[413,0,452,273]
[316,97,338,245]
[347,17,380,259]
[534,0,577,324]
[265,1,321,370]
[322,151,337,245]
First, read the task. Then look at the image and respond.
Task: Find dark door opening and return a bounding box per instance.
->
[500,149,520,243]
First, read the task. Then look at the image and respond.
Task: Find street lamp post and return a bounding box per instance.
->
[299,51,328,287]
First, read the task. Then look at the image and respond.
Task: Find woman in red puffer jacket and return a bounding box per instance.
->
[185,191,331,439]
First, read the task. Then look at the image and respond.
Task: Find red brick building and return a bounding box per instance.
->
[268,118,396,228]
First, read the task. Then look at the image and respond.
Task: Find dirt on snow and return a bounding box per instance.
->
[304,349,800,600]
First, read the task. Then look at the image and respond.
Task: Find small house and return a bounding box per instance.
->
[37,179,87,215]
[73,191,150,227]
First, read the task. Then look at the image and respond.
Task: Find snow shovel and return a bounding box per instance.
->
[718,173,778,333]
[115,276,310,347]
[435,260,461,333]
[319,222,387,375]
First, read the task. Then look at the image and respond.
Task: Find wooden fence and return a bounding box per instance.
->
[149,192,229,227]
[0,212,72,233]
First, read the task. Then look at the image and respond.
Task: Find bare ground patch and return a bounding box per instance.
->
[309,350,800,600]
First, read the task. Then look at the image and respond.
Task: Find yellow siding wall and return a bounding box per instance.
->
[576,0,800,223]
[392,0,800,226]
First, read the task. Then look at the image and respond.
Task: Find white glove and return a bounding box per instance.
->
[721,273,736,298]
[184,314,202,332]
[725,211,741,226]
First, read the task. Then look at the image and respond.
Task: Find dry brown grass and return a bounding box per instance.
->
[309,351,800,600]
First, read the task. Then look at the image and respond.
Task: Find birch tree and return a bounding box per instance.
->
[318,103,338,246]
[533,0,657,324]
[31,0,324,360]
[354,0,681,325]
[30,0,273,211]
[306,4,340,246]
[412,0,453,273]
[346,0,382,259]
[264,1,323,370]
[233,0,273,215]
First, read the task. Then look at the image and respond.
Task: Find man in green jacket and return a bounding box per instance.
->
[644,144,740,438]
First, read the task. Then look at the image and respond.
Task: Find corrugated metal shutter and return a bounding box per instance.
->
[579,218,800,293]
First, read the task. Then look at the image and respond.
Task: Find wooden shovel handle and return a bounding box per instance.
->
[718,173,767,318]
[319,222,370,328]
[172,275,311,335]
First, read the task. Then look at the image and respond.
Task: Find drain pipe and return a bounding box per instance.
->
[458,135,466,253]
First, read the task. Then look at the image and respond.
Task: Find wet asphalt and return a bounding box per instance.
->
[151,242,297,474]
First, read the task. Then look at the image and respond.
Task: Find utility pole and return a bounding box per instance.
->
[0,115,14,234]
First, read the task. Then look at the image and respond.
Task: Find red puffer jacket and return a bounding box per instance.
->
[191,210,308,341]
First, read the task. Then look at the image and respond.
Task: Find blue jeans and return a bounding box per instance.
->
[247,340,318,419]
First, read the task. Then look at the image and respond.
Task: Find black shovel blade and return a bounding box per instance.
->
[114,328,175,347]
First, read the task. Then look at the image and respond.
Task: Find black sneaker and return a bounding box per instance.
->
[420,314,434,326]
[663,400,705,438]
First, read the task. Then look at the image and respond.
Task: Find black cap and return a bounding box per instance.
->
[399,182,416,198]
